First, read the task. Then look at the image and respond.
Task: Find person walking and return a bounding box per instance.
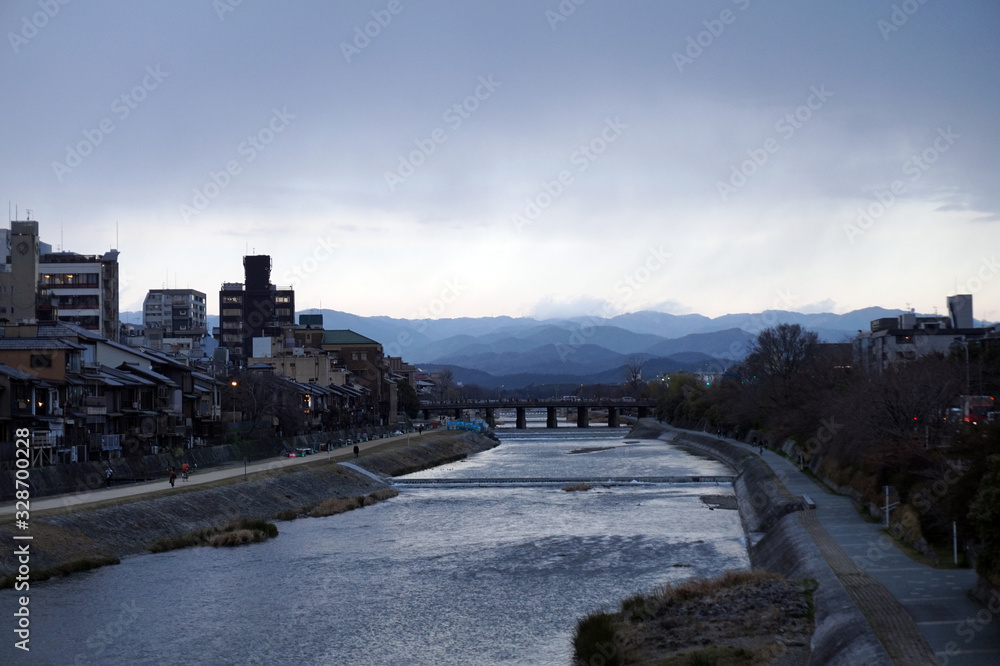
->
[168,467,176,488]
[105,466,113,489]
[353,444,360,458]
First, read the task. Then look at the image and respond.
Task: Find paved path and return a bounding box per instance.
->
[1,431,429,516]
[718,433,1000,666]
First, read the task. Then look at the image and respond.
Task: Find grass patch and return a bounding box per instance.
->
[574,569,814,664]
[654,569,782,603]
[573,611,621,666]
[563,483,593,492]
[310,488,399,518]
[149,518,278,553]
[0,554,120,589]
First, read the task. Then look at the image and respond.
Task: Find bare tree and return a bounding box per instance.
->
[435,369,454,399]
[744,323,820,383]
[623,355,645,395]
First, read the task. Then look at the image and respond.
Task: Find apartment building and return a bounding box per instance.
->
[218,255,294,366]
[0,220,120,340]
[143,288,208,351]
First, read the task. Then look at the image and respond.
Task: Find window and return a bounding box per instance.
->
[222,308,242,316]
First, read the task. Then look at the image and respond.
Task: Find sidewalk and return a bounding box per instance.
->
[724,433,1000,665]
[2,430,428,516]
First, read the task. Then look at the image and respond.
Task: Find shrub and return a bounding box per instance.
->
[572,611,620,666]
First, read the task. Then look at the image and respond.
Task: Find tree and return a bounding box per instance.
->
[623,355,645,395]
[435,369,454,399]
[743,323,820,384]
[396,379,421,419]
[969,454,1000,588]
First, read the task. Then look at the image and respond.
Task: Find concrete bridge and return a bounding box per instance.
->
[419,397,657,429]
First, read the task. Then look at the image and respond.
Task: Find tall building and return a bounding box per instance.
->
[0,220,119,337]
[143,289,208,349]
[40,249,120,340]
[1,221,43,323]
[218,255,294,365]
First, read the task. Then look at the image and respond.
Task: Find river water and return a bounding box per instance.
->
[4,430,748,665]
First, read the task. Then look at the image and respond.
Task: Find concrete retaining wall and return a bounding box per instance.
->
[640,421,892,666]
[0,431,497,579]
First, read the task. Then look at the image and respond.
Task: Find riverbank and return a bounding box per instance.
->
[0,430,498,585]
[591,421,894,665]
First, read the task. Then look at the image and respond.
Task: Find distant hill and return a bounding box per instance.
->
[124,304,986,386]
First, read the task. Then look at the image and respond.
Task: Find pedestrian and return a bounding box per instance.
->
[181,461,190,482]
[105,466,113,489]
[169,467,176,488]
[353,444,360,458]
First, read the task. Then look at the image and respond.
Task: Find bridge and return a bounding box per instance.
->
[418,397,657,429]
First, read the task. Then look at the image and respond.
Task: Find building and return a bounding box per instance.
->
[0,220,121,340]
[853,294,997,373]
[314,329,396,425]
[143,288,208,352]
[218,255,294,366]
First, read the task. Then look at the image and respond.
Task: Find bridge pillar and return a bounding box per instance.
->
[422,409,430,420]
[516,407,527,429]
[607,407,619,428]
[546,407,557,428]
[454,408,462,419]
[485,408,495,427]
[577,406,589,428]
[637,406,649,419]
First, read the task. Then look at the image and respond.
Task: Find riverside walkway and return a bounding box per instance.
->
[716,430,1000,666]
[0,431,431,516]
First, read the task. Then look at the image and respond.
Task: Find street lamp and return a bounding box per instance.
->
[231,381,238,423]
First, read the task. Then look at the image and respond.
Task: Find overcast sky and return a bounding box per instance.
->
[3,1,998,322]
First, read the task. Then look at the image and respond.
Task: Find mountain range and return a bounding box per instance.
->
[123,306,917,390]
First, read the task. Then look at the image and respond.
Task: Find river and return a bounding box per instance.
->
[3,430,749,665]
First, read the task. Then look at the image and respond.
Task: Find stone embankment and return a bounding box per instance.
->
[628,421,893,665]
[0,431,497,581]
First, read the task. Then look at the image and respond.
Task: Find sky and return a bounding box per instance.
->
[3,0,999,322]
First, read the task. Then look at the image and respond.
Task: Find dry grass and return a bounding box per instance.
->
[575,569,814,665]
[563,483,593,492]
[149,519,278,552]
[652,569,783,603]
[309,488,399,518]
